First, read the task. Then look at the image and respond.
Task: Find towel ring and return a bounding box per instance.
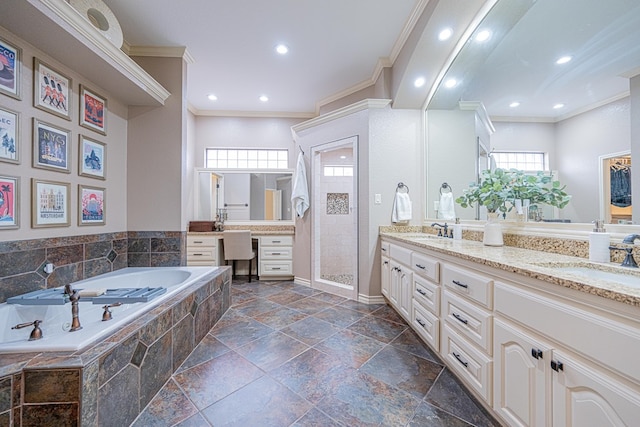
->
[440,182,452,195]
[396,182,409,193]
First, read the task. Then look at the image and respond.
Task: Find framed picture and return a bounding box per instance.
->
[78,184,105,226]
[33,58,72,120]
[33,118,71,173]
[0,36,21,100]
[0,106,19,164]
[31,178,70,228]
[79,85,107,135]
[0,175,19,229]
[78,135,106,179]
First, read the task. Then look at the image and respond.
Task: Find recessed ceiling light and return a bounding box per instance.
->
[259,95,269,102]
[556,55,572,65]
[553,103,565,109]
[438,28,453,41]
[340,155,346,159]
[509,101,520,108]
[275,44,289,55]
[444,78,457,88]
[475,30,491,42]
[414,77,426,88]
[207,94,218,101]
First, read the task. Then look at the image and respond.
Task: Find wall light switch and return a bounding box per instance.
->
[375,194,382,204]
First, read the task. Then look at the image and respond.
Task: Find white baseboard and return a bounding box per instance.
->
[358,294,386,305]
[293,276,311,287]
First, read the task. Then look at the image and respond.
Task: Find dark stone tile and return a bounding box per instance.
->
[174,412,211,427]
[0,412,8,426]
[47,244,84,266]
[173,293,196,323]
[173,314,195,371]
[83,258,111,280]
[23,369,80,403]
[316,370,419,427]
[132,379,198,427]
[12,372,21,409]
[45,263,83,289]
[201,376,311,427]
[210,308,247,330]
[194,293,217,343]
[390,328,442,363]
[176,335,230,374]
[314,330,384,369]
[312,305,366,328]
[408,402,473,427]
[289,286,319,297]
[139,309,173,345]
[252,306,308,330]
[233,298,283,317]
[0,376,10,412]
[113,239,128,254]
[140,331,173,409]
[231,291,256,306]
[426,368,500,427]
[22,403,79,427]
[311,292,348,305]
[151,237,182,253]
[338,299,385,313]
[131,342,147,367]
[127,253,150,267]
[266,289,307,305]
[249,283,287,298]
[270,348,353,404]
[292,408,343,427]
[81,361,98,427]
[106,250,117,262]
[0,272,45,304]
[85,241,112,260]
[173,351,263,410]
[235,331,309,371]
[347,316,407,344]
[150,252,181,267]
[285,296,334,315]
[0,249,45,277]
[280,316,341,346]
[98,364,139,427]
[371,304,406,324]
[360,346,443,398]
[113,253,128,270]
[128,238,150,253]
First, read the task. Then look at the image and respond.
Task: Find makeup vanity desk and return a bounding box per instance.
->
[186,227,294,280]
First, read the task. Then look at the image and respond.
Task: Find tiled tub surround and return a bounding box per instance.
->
[380,230,640,307]
[0,266,231,426]
[0,231,186,304]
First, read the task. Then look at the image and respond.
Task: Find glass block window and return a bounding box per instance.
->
[492,151,546,171]
[323,165,354,176]
[206,148,288,169]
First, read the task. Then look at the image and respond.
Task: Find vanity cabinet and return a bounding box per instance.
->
[384,244,414,322]
[186,236,219,266]
[380,242,390,299]
[259,235,294,278]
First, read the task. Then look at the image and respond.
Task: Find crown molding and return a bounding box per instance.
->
[388,0,431,64]
[293,99,391,133]
[459,101,495,134]
[128,45,195,64]
[189,107,314,119]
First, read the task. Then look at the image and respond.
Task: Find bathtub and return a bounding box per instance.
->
[0,266,219,353]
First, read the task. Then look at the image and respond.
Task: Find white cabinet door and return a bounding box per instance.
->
[398,267,412,320]
[390,260,400,307]
[551,349,640,427]
[381,255,390,299]
[494,319,551,427]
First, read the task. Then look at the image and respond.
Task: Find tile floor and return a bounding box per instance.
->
[131,279,500,427]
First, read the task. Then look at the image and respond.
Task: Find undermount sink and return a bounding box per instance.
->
[534,262,640,289]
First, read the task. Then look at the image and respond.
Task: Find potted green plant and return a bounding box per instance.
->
[510,170,571,219]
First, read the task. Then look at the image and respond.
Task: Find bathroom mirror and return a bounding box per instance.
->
[195,169,294,222]
[426,0,640,224]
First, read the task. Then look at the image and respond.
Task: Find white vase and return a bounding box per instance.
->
[483,213,504,246]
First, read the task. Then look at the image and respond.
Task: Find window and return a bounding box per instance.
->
[324,165,353,177]
[205,148,288,169]
[492,151,546,171]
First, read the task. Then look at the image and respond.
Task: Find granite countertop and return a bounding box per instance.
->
[380,232,640,308]
[188,225,294,236]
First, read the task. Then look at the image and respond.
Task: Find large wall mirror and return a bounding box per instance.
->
[195,169,294,222]
[426,0,640,225]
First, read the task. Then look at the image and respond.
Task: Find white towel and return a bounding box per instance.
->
[291,152,309,218]
[438,192,456,220]
[392,192,412,222]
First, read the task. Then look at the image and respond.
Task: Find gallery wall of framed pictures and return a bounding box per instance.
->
[0,33,110,231]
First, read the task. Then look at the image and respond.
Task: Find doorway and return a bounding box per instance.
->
[600,151,632,224]
[311,136,358,299]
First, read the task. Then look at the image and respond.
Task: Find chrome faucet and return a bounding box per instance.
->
[622,234,640,244]
[609,234,640,268]
[431,222,451,238]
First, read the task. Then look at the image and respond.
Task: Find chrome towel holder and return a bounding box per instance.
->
[396,182,409,193]
[440,182,452,194]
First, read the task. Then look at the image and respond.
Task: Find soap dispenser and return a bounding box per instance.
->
[452,218,462,240]
[589,220,610,263]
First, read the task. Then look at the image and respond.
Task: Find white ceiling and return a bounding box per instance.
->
[102,0,421,115]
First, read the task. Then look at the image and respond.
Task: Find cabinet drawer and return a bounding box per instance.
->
[411,252,439,283]
[413,275,440,316]
[260,235,293,246]
[412,302,440,351]
[442,325,493,403]
[443,291,492,354]
[442,264,493,309]
[260,246,293,260]
[260,261,293,275]
[187,249,216,260]
[390,244,412,266]
[187,236,218,247]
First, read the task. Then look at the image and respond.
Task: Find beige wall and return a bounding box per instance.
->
[0,26,128,242]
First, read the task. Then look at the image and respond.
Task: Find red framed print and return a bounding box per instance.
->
[79,184,105,226]
[79,85,106,135]
[0,106,19,164]
[33,118,71,173]
[0,36,21,100]
[0,175,19,229]
[32,178,70,228]
[33,58,72,120]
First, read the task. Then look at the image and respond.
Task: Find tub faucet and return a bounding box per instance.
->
[64,284,82,331]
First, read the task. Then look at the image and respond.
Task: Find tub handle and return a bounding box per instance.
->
[11,320,43,341]
[102,302,123,321]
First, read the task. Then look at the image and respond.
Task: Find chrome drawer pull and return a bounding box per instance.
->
[193,253,203,256]
[415,264,426,270]
[531,348,543,360]
[271,252,281,255]
[452,352,468,368]
[193,241,203,244]
[272,240,281,243]
[272,267,281,270]
[551,360,564,372]
[452,280,468,289]
[416,288,427,296]
[452,312,468,325]
[381,247,387,252]
[416,318,426,327]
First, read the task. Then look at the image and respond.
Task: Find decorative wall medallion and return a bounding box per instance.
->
[327,193,349,215]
